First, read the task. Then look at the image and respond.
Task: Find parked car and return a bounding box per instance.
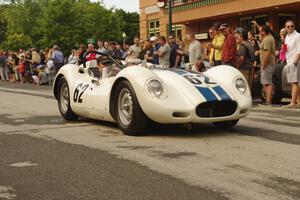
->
[53,51,252,136]
[252,63,291,104]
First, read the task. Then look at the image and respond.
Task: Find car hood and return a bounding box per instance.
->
[151,68,233,104]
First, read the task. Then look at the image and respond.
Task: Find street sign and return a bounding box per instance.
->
[195,33,208,40]
[87,38,95,44]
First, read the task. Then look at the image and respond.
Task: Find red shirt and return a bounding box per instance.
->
[18,61,25,73]
[222,33,237,66]
[86,53,97,61]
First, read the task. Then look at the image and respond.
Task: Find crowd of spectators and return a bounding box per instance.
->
[0,19,299,108]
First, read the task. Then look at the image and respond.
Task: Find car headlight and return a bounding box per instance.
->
[147,80,163,97]
[235,78,246,94]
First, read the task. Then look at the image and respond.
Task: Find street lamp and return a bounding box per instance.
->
[122,32,127,49]
[157,0,173,35]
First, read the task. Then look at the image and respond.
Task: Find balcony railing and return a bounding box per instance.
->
[171,0,200,7]
[166,0,234,12]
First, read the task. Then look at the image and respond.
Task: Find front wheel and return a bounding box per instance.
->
[213,120,239,129]
[115,80,149,136]
[57,77,78,120]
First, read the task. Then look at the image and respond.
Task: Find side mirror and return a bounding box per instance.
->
[78,66,85,74]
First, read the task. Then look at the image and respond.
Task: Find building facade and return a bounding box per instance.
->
[140,0,300,40]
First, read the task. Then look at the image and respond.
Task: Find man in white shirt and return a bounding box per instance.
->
[188,33,202,65]
[154,36,171,68]
[283,20,300,108]
[128,37,142,59]
[97,40,106,53]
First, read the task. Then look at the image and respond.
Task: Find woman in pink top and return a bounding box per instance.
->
[279,28,288,63]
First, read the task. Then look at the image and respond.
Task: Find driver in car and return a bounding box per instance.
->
[97,56,120,78]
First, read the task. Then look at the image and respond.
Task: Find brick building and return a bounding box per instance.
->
[139,0,300,40]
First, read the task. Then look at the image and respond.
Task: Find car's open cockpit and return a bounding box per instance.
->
[82,51,125,79]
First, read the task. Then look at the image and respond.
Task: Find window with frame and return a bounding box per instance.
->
[172,24,182,38]
[148,19,160,38]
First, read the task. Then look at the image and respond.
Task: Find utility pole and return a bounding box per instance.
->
[168,0,173,35]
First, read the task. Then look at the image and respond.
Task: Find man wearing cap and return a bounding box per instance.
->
[259,25,276,105]
[219,23,237,67]
[151,36,160,64]
[235,27,255,87]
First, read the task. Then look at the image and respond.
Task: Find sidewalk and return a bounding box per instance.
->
[0,81,53,97]
[0,80,52,91]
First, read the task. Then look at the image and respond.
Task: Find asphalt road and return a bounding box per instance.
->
[0,82,300,200]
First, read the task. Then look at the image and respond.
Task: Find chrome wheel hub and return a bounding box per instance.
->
[60,82,69,114]
[118,88,133,126]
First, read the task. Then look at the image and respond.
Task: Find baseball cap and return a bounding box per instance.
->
[234,27,247,39]
[234,27,245,34]
[219,23,229,30]
[150,36,157,42]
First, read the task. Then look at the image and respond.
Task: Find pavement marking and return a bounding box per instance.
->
[0,186,16,200]
[9,161,39,167]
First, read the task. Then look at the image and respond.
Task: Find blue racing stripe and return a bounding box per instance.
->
[196,86,218,101]
[212,86,231,100]
[167,69,187,75]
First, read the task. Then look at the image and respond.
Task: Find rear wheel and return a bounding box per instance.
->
[57,77,78,120]
[213,120,239,129]
[115,80,149,136]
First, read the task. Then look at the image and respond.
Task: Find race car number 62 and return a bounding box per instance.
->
[73,83,89,103]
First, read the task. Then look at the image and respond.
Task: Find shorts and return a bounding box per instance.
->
[284,63,300,83]
[261,64,275,85]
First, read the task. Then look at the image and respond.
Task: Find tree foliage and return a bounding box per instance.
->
[1,33,32,51]
[114,9,140,44]
[0,0,139,52]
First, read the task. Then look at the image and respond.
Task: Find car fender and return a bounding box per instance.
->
[204,65,252,108]
[53,64,82,100]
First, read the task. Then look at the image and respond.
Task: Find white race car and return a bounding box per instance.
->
[53,51,252,135]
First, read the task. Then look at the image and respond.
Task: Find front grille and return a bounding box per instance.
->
[196,101,237,118]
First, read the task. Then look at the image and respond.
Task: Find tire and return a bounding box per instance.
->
[57,77,78,120]
[213,120,239,129]
[260,77,281,104]
[115,80,149,136]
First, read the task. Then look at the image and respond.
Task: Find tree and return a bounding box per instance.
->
[114,9,139,44]
[0,0,140,51]
[1,33,32,51]
[0,5,8,43]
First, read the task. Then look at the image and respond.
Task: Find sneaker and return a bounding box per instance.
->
[282,104,297,109]
[259,102,272,107]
